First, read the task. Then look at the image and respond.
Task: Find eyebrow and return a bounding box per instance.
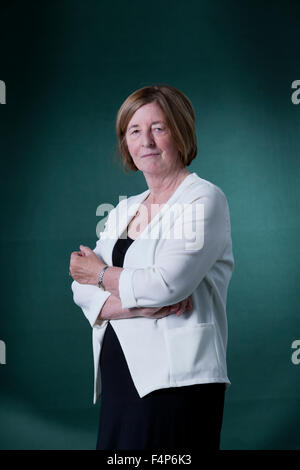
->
[127,121,166,131]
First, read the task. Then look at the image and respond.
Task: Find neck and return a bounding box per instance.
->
[144,168,191,204]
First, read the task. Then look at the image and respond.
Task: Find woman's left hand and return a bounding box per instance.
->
[69,245,106,285]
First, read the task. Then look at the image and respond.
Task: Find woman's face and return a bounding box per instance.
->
[125,101,183,176]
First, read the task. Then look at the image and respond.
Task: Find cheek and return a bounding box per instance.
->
[129,143,139,156]
[125,139,136,155]
[161,136,177,152]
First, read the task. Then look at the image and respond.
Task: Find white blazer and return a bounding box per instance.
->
[71,172,234,404]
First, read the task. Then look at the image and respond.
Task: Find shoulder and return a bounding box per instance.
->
[113,174,228,210]
[180,173,228,207]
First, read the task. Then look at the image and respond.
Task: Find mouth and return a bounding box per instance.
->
[142,153,160,158]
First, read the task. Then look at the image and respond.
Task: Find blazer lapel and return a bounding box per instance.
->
[103,172,197,264]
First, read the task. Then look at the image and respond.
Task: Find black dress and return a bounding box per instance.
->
[96,234,226,451]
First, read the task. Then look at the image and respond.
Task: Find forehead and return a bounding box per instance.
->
[127,102,166,126]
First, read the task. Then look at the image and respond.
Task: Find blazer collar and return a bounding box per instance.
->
[118,172,198,241]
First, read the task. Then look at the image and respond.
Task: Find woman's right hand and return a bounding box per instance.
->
[136,296,193,319]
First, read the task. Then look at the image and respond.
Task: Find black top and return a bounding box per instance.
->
[111,233,134,267]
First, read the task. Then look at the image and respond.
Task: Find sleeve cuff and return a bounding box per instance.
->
[81,288,112,328]
[119,267,137,309]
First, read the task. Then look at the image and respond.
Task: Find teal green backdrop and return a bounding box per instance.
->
[1,0,299,450]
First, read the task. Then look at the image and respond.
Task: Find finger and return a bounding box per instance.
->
[180,298,188,308]
[71,251,83,258]
[178,299,187,311]
[168,305,178,313]
[176,303,183,316]
[177,298,188,316]
[183,297,191,310]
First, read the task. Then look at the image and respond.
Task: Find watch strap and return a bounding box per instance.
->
[98,265,109,289]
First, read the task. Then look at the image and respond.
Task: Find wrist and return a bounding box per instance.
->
[98,265,109,289]
[100,295,139,320]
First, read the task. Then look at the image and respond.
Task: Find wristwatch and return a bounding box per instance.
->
[98,265,109,289]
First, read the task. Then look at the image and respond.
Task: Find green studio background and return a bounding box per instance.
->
[0,0,299,450]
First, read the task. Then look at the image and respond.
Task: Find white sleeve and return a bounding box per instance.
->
[70,208,116,328]
[118,188,230,309]
[71,280,111,328]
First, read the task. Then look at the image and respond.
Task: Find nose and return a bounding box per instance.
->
[141,129,155,147]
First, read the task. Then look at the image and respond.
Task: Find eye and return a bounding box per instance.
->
[130,127,164,135]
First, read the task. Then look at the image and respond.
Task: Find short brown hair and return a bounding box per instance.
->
[115,84,197,173]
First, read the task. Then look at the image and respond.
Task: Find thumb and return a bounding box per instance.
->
[79,245,93,255]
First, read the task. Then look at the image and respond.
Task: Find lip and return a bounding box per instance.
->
[142,153,160,158]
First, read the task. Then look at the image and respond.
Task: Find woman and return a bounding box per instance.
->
[69,84,234,451]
